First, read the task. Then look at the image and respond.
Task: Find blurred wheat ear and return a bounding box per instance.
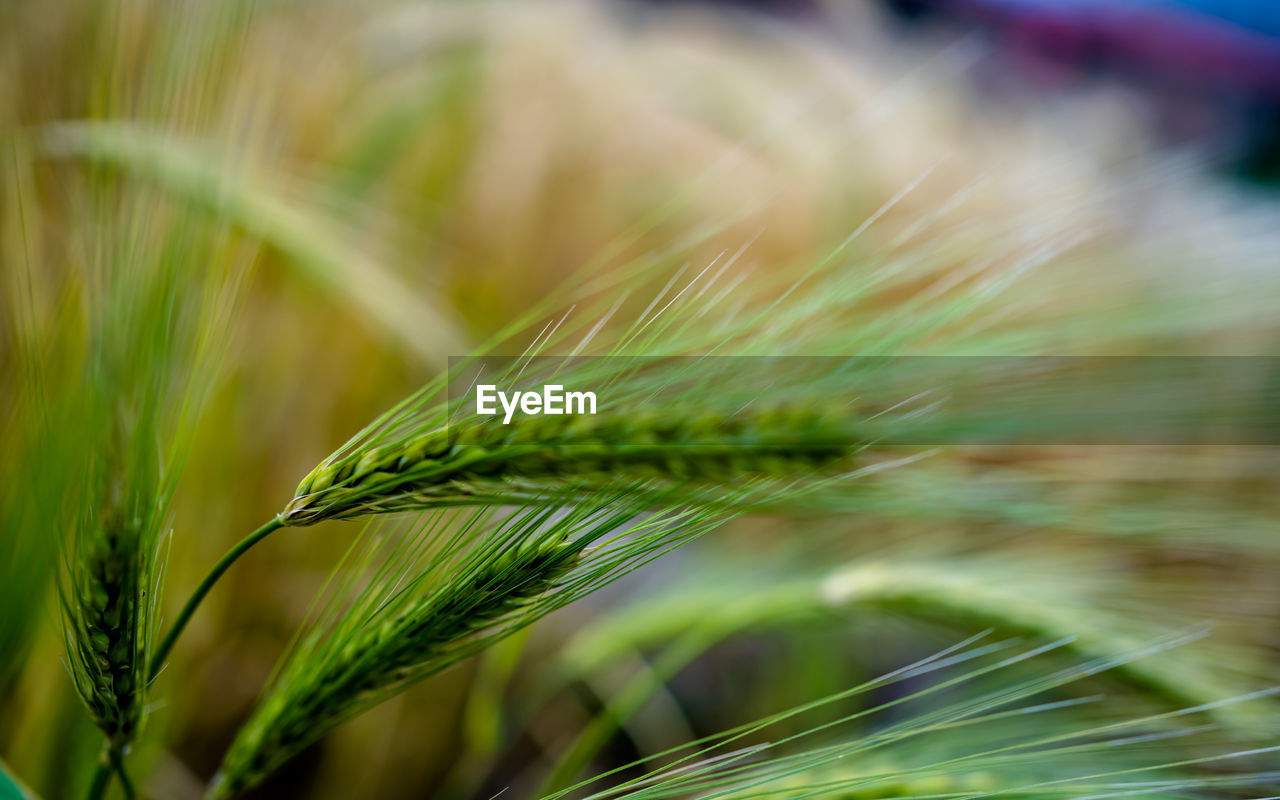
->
[541,634,1280,800]
[40,120,467,363]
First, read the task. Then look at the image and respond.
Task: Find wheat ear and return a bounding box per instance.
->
[211,533,582,797]
[147,403,850,713]
[282,406,858,525]
[63,514,151,750]
[65,494,165,800]
[148,404,855,684]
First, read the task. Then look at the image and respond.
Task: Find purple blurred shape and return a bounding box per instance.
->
[938,0,1280,97]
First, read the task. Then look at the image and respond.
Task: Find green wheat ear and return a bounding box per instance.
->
[281,406,860,525]
[212,493,731,797]
[62,512,155,750]
[213,532,581,796]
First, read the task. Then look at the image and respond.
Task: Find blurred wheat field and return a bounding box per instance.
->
[3,1,1280,800]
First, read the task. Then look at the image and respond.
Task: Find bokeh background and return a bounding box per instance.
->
[2,1,1279,798]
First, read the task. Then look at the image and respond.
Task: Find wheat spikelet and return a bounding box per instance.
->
[281,406,858,525]
[212,533,581,797]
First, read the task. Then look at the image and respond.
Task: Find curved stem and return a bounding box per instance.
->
[149,517,285,680]
[85,747,113,800]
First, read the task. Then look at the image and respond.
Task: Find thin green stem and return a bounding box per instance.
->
[148,516,285,680]
[85,747,113,800]
[108,749,135,800]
